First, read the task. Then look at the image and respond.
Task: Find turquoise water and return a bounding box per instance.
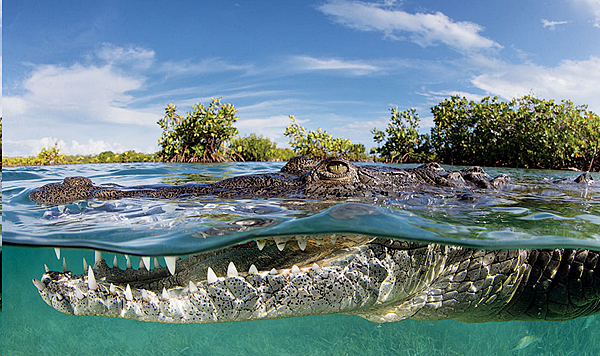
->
[2,162,600,355]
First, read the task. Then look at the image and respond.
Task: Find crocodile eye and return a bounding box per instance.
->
[326,162,349,175]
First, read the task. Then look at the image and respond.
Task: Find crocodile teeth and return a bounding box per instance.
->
[109,284,117,295]
[62,258,68,273]
[297,238,308,251]
[32,279,46,292]
[269,268,278,275]
[256,239,266,251]
[248,264,258,275]
[83,258,89,272]
[189,281,198,293]
[162,287,170,300]
[330,235,337,244]
[207,267,218,284]
[87,266,98,291]
[44,264,50,273]
[312,263,320,271]
[142,290,150,300]
[54,248,61,260]
[165,256,177,275]
[113,256,119,269]
[75,287,84,300]
[142,257,151,271]
[125,255,132,269]
[227,262,238,277]
[276,241,286,251]
[138,258,145,270]
[291,265,301,274]
[125,284,133,301]
[95,251,103,265]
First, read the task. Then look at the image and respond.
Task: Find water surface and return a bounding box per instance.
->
[2,161,599,355]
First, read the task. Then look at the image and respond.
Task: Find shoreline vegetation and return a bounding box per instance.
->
[3,94,599,172]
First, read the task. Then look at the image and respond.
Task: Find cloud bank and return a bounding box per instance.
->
[318,0,501,52]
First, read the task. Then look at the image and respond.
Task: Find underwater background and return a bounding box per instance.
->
[2,161,599,355]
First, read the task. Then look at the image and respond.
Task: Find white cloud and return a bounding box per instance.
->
[4,62,157,127]
[236,115,293,147]
[288,55,382,75]
[541,19,569,30]
[471,56,600,112]
[160,58,253,76]
[318,0,501,53]
[5,137,131,157]
[96,43,155,69]
[574,0,600,20]
[418,89,485,104]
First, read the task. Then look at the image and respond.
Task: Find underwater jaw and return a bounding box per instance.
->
[33,235,600,324]
[33,234,414,324]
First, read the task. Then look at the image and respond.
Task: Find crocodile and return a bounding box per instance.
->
[30,157,600,323]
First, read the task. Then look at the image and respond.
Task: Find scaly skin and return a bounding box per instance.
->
[29,157,511,205]
[34,238,600,323]
[30,157,598,323]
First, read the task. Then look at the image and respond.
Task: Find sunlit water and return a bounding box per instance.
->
[2,161,600,355]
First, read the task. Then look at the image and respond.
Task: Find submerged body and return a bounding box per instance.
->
[30,157,599,324]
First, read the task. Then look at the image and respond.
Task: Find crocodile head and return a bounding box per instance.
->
[30,158,600,323]
[29,156,510,205]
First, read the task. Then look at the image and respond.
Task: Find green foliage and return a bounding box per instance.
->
[3,147,156,167]
[430,95,600,171]
[371,108,435,163]
[37,143,67,165]
[284,116,367,160]
[157,98,239,163]
[229,134,279,161]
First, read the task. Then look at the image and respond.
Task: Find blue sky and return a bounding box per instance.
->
[3,0,600,157]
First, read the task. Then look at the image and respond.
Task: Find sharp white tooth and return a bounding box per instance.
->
[142,257,151,271]
[44,264,50,273]
[58,205,65,214]
[139,258,145,270]
[125,284,133,301]
[276,240,286,251]
[54,248,61,260]
[83,258,88,272]
[291,265,301,274]
[297,238,308,251]
[330,235,337,244]
[62,258,68,273]
[162,287,170,300]
[269,268,278,275]
[248,264,258,275]
[75,287,84,300]
[165,256,177,276]
[256,239,266,251]
[32,279,46,292]
[113,256,119,269]
[142,290,150,300]
[312,263,320,271]
[109,284,116,295]
[189,281,198,293]
[207,267,218,284]
[154,258,160,268]
[95,251,103,264]
[125,255,132,269]
[315,238,323,246]
[87,266,98,291]
[227,262,239,277]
